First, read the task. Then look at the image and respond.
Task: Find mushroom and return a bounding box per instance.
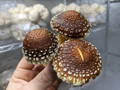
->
[53,39,102,86]
[23,28,58,65]
[50,10,91,44]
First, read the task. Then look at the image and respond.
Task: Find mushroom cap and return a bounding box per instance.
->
[23,28,58,64]
[53,39,102,86]
[51,10,91,38]
[24,28,54,50]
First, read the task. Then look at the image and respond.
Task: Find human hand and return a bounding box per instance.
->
[6,58,61,90]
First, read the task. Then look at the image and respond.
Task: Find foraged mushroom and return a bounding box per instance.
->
[23,28,58,65]
[51,10,91,38]
[53,39,102,86]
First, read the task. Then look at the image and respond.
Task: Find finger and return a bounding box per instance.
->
[47,86,56,90]
[11,65,45,83]
[28,63,57,90]
[32,65,45,72]
[12,68,39,82]
[52,79,62,88]
[12,58,41,82]
[47,79,62,90]
[16,57,34,70]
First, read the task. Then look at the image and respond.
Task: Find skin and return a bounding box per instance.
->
[6,58,61,90]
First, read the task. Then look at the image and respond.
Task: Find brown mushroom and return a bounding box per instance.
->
[53,39,102,86]
[23,28,58,65]
[50,10,91,43]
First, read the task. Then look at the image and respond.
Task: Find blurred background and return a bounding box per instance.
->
[0,0,120,90]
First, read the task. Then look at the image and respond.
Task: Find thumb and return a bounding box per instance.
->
[26,63,57,90]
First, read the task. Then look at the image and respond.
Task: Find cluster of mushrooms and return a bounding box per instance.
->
[23,10,102,86]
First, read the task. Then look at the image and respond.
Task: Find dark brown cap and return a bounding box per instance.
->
[53,39,102,86]
[51,10,91,38]
[23,28,58,64]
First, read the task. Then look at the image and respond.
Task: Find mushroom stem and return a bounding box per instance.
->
[57,34,68,44]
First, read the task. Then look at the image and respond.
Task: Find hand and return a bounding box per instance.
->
[6,58,61,90]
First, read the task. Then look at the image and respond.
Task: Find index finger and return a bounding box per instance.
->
[16,57,34,70]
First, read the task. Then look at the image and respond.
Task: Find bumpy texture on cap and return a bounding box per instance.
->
[53,39,102,86]
[51,10,91,38]
[23,28,58,64]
